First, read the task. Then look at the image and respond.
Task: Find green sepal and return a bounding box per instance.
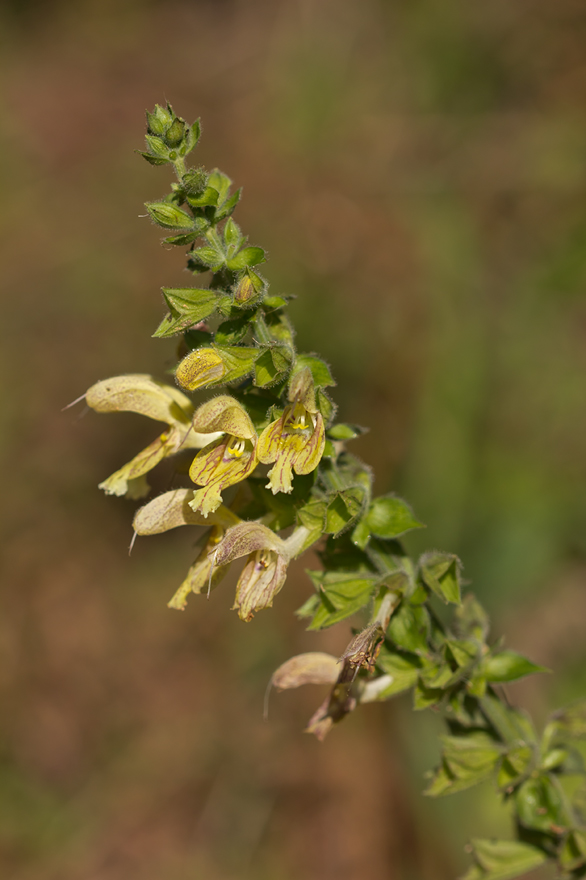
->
[137,150,169,166]
[515,775,567,833]
[207,169,232,205]
[146,201,195,229]
[413,680,445,710]
[226,246,266,271]
[425,732,502,797]
[187,185,219,207]
[323,486,367,537]
[294,354,335,388]
[559,830,586,872]
[153,288,221,338]
[497,744,534,792]
[367,494,424,540]
[549,698,586,741]
[328,423,367,441]
[460,839,549,880]
[316,387,336,425]
[375,646,422,697]
[420,551,462,605]
[214,314,252,345]
[183,118,201,155]
[304,570,380,630]
[162,230,201,247]
[481,693,537,746]
[254,346,293,387]
[190,243,226,271]
[454,594,490,642]
[388,601,431,655]
[214,187,242,221]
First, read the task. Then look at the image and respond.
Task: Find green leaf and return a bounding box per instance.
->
[226,246,267,271]
[388,601,430,654]
[366,494,424,540]
[460,839,549,880]
[483,651,550,684]
[305,570,379,630]
[420,551,462,605]
[295,354,335,388]
[146,201,195,229]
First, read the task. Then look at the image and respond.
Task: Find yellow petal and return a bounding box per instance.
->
[270,653,340,690]
[257,413,286,464]
[98,435,168,498]
[86,374,193,425]
[232,551,288,621]
[175,348,225,391]
[133,488,239,535]
[191,395,255,439]
[293,412,325,475]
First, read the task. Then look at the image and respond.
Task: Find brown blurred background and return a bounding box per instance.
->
[1,1,586,878]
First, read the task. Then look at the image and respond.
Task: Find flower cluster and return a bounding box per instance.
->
[82,105,586,880]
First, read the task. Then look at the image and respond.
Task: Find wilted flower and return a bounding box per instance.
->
[86,375,216,499]
[257,367,325,495]
[188,396,258,516]
[212,521,310,621]
[167,525,230,610]
[132,488,240,609]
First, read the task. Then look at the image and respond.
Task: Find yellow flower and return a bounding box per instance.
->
[212,521,312,621]
[187,396,258,516]
[85,375,215,498]
[257,402,325,495]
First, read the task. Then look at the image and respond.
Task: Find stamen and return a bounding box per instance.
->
[225,436,246,459]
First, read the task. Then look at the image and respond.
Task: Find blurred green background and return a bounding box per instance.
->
[1,1,586,878]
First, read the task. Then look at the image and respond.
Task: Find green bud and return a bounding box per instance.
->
[165,117,185,148]
[146,104,173,136]
[146,201,194,230]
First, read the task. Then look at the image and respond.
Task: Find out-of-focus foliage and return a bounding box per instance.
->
[1,1,586,879]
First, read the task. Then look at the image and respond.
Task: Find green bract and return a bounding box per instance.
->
[84,105,586,880]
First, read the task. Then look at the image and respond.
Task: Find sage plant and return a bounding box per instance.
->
[82,104,586,880]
